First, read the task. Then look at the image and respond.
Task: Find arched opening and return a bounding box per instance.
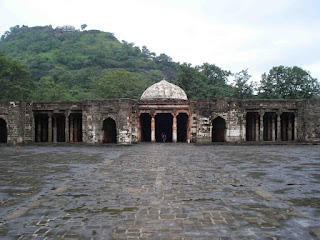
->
[212,117,226,142]
[155,113,173,142]
[177,113,188,142]
[281,113,295,141]
[103,118,117,143]
[140,113,151,142]
[0,118,7,143]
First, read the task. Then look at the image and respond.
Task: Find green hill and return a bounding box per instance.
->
[0,25,178,100]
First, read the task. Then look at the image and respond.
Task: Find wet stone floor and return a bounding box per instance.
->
[0,144,319,240]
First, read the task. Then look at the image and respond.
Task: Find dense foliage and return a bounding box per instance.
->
[0,25,319,100]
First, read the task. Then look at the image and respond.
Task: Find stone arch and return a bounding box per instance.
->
[102,118,117,143]
[212,116,226,142]
[0,118,7,143]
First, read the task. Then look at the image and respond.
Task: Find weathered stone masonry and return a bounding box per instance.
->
[0,98,320,144]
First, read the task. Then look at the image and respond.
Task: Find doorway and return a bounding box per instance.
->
[212,117,226,142]
[155,113,173,142]
[103,118,117,143]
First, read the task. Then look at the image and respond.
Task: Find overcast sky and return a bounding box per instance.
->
[1,0,320,83]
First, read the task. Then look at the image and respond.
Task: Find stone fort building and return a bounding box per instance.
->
[0,79,320,144]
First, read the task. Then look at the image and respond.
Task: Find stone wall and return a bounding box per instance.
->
[298,100,320,142]
[0,99,320,144]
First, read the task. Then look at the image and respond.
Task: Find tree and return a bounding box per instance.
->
[81,24,87,30]
[174,63,207,99]
[233,69,254,99]
[0,53,34,100]
[32,76,74,101]
[258,66,320,99]
[92,69,150,99]
[198,63,231,85]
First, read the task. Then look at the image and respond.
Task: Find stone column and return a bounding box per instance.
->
[271,114,276,141]
[70,116,74,142]
[288,114,293,141]
[172,114,177,143]
[65,112,69,142]
[277,114,281,141]
[53,116,57,143]
[294,114,297,141]
[48,113,52,143]
[255,114,259,142]
[259,112,264,141]
[151,115,155,142]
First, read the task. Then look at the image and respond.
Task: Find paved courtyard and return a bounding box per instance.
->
[0,143,319,240]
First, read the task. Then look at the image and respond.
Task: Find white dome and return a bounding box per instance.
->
[141,79,188,100]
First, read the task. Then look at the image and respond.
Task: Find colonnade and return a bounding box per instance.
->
[246,111,296,141]
[35,111,82,142]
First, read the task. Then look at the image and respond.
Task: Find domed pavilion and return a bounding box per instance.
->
[138,79,190,143]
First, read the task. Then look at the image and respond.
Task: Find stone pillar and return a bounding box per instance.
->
[277,114,281,141]
[294,114,297,141]
[259,112,264,141]
[255,114,259,142]
[151,115,155,142]
[271,114,276,141]
[288,114,293,141]
[70,116,74,142]
[65,112,69,142]
[172,114,177,143]
[36,116,41,142]
[53,116,57,143]
[48,113,52,143]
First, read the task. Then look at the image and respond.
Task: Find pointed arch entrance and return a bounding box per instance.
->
[103,118,117,143]
[0,118,7,143]
[212,117,226,142]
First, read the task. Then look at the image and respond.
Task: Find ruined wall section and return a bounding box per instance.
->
[82,99,132,144]
[22,102,34,143]
[191,99,245,143]
[130,101,140,143]
[0,101,24,144]
[298,100,320,142]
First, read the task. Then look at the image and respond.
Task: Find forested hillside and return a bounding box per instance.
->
[0,25,319,101]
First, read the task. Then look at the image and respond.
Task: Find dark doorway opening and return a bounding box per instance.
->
[246,112,259,141]
[69,113,82,142]
[177,113,188,142]
[103,118,117,143]
[0,118,7,143]
[35,114,48,142]
[212,117,226,142]
[140,113,151,142]
[155,113,172,142]
[55,115,65,142]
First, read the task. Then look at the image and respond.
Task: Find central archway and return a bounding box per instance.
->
[212,117,226,142]
[103,118,117,143]
[155,113,173,142]
[0,118,7,143]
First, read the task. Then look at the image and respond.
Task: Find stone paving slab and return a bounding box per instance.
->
[0,144,319,239]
